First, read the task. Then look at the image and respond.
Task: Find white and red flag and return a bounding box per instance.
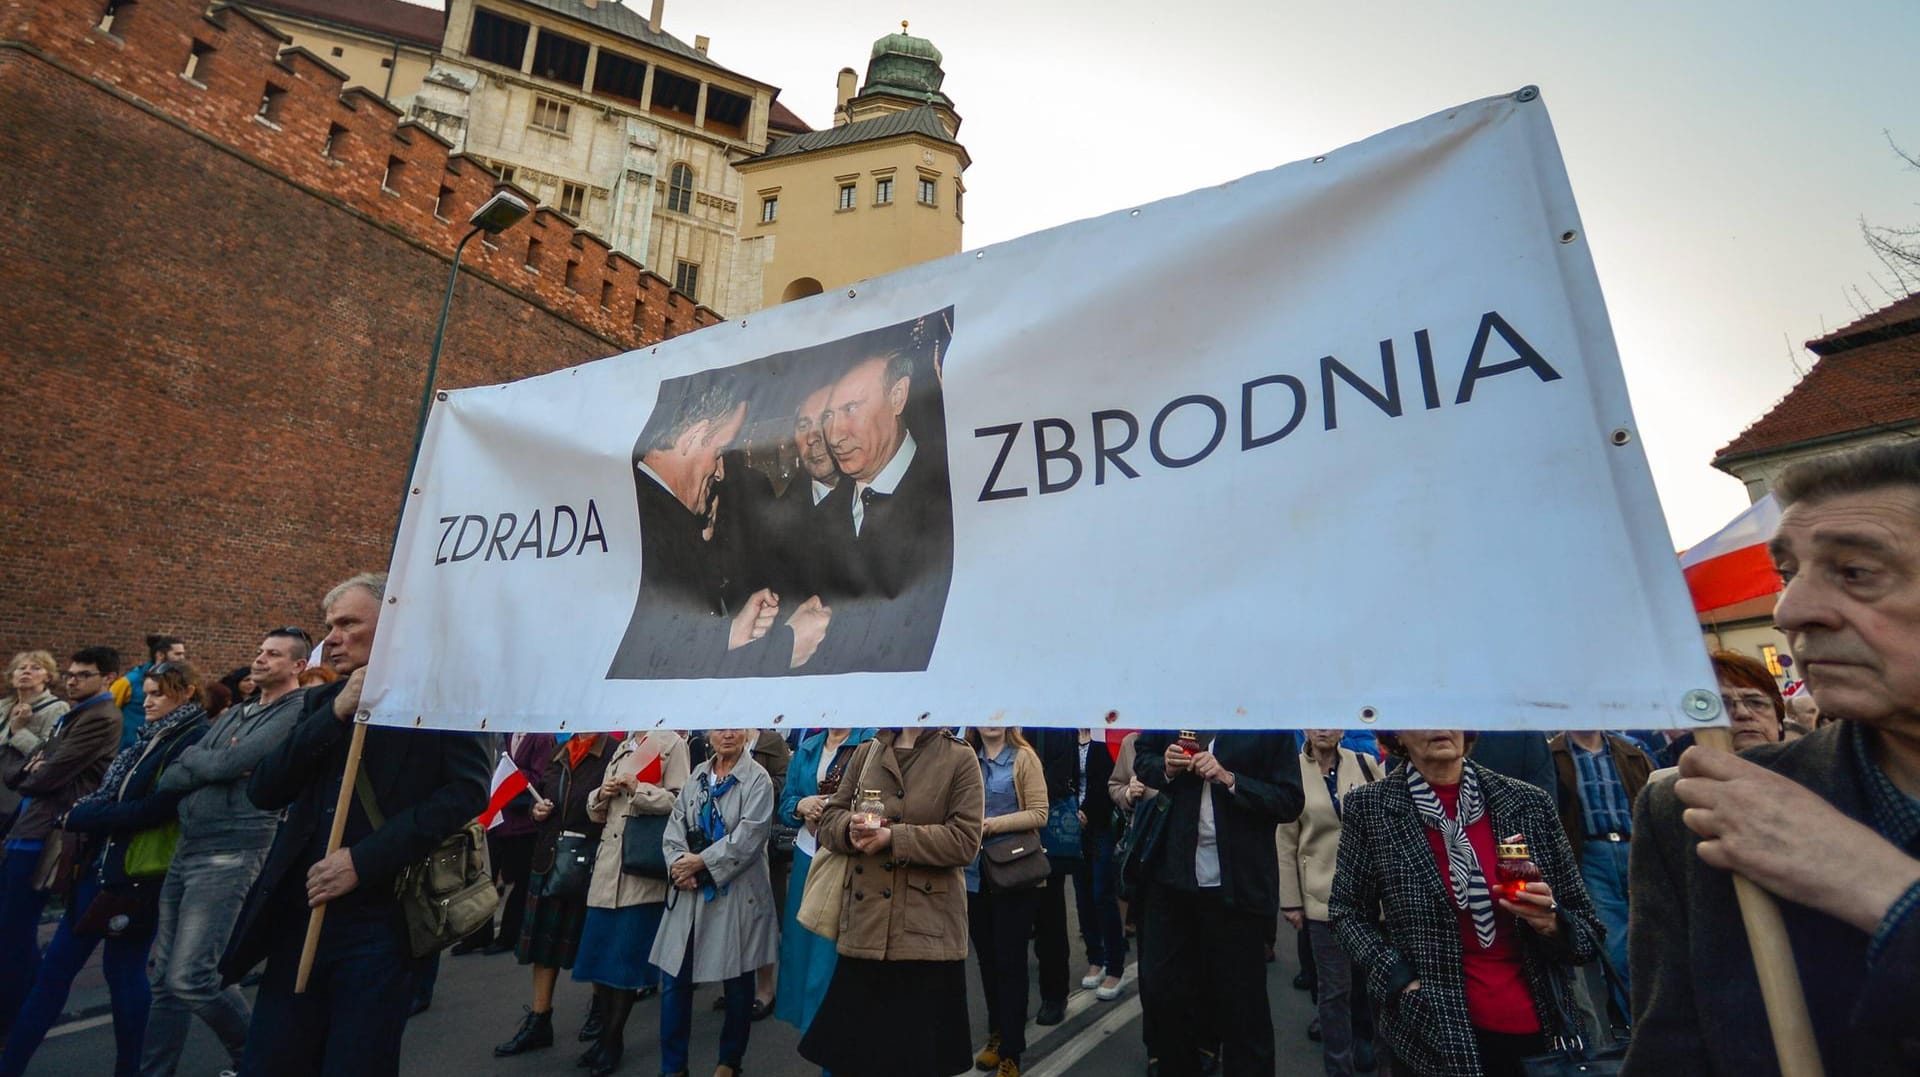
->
[478,754,530,830]
[1680,495,1783,613]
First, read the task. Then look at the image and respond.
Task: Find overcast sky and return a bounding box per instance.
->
[416,0,1920,548]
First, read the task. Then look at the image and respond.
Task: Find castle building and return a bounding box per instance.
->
[734,24,968,309]
[242,1,968,316]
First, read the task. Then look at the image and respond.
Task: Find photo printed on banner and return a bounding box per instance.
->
[606,308,955,680]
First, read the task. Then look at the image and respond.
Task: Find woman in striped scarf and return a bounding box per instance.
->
[1329,731,1602,1077]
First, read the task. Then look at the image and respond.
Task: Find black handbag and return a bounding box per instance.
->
[620,813,671,879]
[538,831,594,898]
[1117,793,1171,900]
[1519,951,1628,1077]
[980,830,1050,890]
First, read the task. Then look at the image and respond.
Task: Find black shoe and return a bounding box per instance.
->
[577,1043,606,1069]
[751,996,775,1021]
[712,992,728,1011]
[481,940,515,956]
[450,932,492,956]
[1035,1000,1066,1026]
[408,995,432,1018]
[589,1042,624,1077]
[1354,1038,1377,1073]
[494,1009,554,1057]
[1292,971,1311,991]
[579,996,605,1042]
[1306,1016,1322,1042]
[632,985,659,1001]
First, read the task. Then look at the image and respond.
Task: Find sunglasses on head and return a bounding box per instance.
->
[271,626,313,644]
[149,662,182,678]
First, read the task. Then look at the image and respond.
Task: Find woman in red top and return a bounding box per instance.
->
[1329,731,1602,1077]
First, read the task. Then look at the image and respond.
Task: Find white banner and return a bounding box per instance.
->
[364,88,1723,734]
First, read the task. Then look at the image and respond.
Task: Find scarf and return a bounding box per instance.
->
[564,733,599,769]
[696,769,740,902]
[74,702,206,812]
[1406,764,1496,950]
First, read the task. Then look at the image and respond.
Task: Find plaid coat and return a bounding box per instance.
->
[1330,761,1601,1076]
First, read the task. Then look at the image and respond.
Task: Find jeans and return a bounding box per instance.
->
[660,949,752,1074]
[0,850,49,1036]
[0,873,155,1077]
[141,847,268,1076]
[1579,839,1631,1012]
[1071,829,1126,977]
[1033,869,1071,1005]
[968,884,1041,1061]
[239,907,420,1077]
[1307,921,1355,1077]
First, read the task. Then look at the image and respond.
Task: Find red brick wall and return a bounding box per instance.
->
[0,0,719,676]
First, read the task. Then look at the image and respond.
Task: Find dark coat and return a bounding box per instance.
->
[218,680,492,982]
[1034,730,1118,834]
[807,438,954,675]
[1546,733,1652,855]
[63,713,207,890]
[606,468,794,680]
[1622,722,1920,1076]
[493,732,557,840]
[1467,732,1557,795]
[1330,761,1601,1077]
[1132,732,1304,915]
[531,736,613,872]
[3,693,125,889]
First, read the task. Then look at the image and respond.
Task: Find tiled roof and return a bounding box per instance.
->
[245,0,444,48]
[1714,297,1920,464]
[508,0,752,82]
[750,105,955,162]
[768,98,811,134]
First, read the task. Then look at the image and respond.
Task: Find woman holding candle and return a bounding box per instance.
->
[798,727,984,1077]
[1329,730,1600,1077]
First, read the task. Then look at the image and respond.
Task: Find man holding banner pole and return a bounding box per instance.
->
[1625,442,1920,1076]
[219,573,492,1077]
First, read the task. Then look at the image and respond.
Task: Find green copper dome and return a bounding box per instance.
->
[861,22,951,108]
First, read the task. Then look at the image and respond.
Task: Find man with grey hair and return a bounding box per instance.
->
[221,572,491,1077]
[1625,441,1920,1075]
[607,370,831,678]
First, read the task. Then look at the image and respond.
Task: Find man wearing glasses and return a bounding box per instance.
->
[0,646,125,1039]
[143,628,312,1075]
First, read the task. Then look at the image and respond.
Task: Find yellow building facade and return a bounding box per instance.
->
[244,0,438,102]
[736,26,968,310]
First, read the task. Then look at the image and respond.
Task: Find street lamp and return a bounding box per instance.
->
[403,190,531,500]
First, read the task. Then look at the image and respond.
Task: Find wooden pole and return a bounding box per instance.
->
[1692,725,1826,1077]
[295,721,368,993]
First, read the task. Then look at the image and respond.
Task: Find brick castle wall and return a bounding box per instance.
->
[0,0,720,675]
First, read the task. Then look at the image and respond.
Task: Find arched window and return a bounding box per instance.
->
[667,163,694,213]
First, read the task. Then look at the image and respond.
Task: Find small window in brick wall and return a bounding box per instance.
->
[323,122,347,159]
[258,83,287,125]
[600,280,614,309]
[524,237,542,272]
[382,156,405,193]
[434,185,454,221]
[183,40,213,82]
[632,297,646,328]
[564,259,580,291]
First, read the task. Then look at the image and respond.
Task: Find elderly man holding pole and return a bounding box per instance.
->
[219,573,492,1077]
[1625,441,1920,1076]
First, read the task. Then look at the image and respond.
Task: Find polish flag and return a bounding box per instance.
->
[478,754,530,830]
[1679,495,1782,613]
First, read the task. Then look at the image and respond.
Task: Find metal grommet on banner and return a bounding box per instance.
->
[479,718,488,730]
[1515,86,1539,103]
[1682,689,1723,723]
[975,251,985,259]
[1104,710,1119,724]
[847,289,857,298]
[413,716,422,727]
[436,391,448,401]
[772,714,784,725]
[1313,155,1328,164]
[387,596,397,604]
[1610,428,1633,446]
[739,320,748,327]
[411,487,421,495]
[558,720,567,730]
[355,710,371,724]
[1560,230,1579,244]
[916,712,930,722]
[1359,706,1379,723]
[1130,209,1141,217]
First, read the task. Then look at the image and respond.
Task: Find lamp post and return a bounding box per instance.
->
[297,189,530,995]
[401,190,532,512]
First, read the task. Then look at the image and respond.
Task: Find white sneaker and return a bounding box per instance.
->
[1080,973,1103,989]
[1095,978,1124,1001]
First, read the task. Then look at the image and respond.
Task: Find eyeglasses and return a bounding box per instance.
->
[63,670,101,681]
[1722,693,1776,715]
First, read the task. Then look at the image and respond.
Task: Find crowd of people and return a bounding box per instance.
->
[0,444,1915,1077]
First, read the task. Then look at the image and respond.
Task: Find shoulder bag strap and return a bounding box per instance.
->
[353,765,387,830]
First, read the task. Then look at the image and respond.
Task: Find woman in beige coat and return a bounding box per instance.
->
[572,730,689,1076]
[798,727,985,1077]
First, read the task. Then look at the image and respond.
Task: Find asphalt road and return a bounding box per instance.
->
[29,912,1331,1076]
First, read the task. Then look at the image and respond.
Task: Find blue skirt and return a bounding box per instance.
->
[571,903,665,991]
[774,848,841,1032]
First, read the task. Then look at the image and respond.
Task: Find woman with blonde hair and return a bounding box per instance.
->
[0,652,67,834]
